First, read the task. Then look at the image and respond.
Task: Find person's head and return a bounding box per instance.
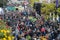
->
[21,21,25,25]
[33,34,37,38]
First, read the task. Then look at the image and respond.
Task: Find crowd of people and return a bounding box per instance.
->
[0,9,60,40]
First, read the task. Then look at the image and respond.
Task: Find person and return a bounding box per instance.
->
[0,7,4,15]
[41,27,46,36]
[3,8,60,40]
[0,7,4,20]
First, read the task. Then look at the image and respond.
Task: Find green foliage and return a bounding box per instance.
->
[29,0,40,7]
[0,32,5,39]
[41,3,55,15]
[0,0,8,7]
[57,8,60,15]
[0,20,10,30]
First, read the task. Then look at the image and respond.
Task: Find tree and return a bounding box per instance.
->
[0,0,8,7]
[29,0,40,7]
[41,3,55,15]
[57,8,60,15]
[41,3,56,20]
